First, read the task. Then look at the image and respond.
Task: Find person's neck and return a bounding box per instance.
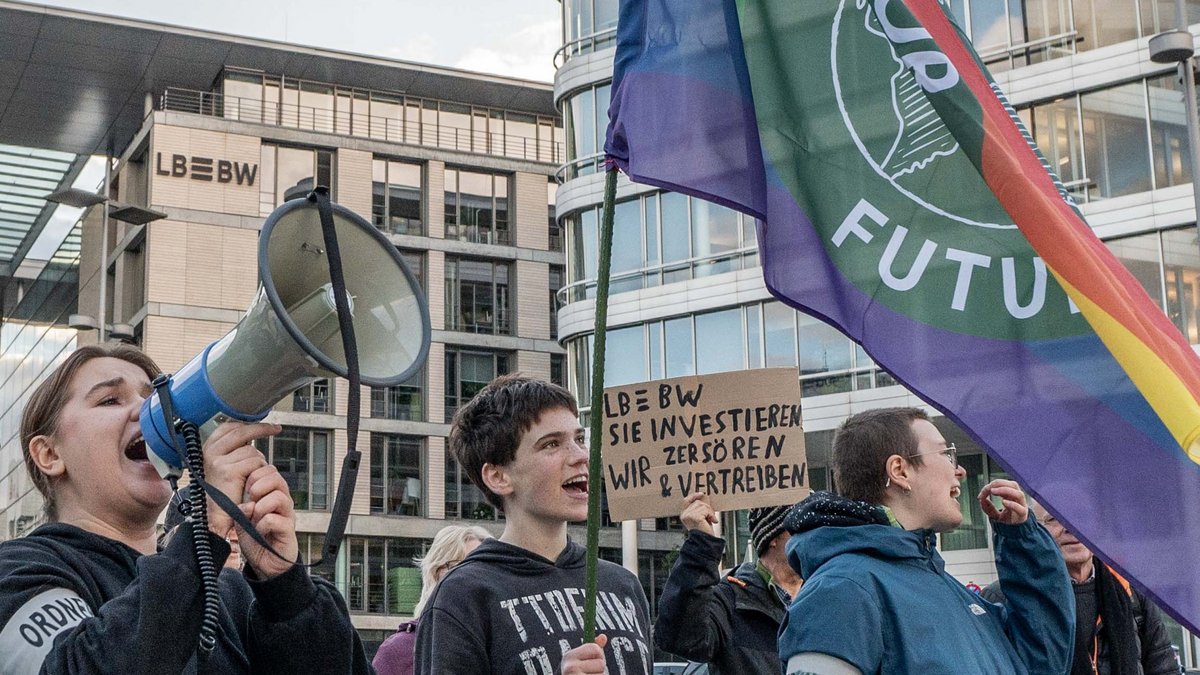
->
[881,498,929,531]
[57,505,159,555]
[498,511,569,562]
[1068,556,1095,584]
[760,548,803,597]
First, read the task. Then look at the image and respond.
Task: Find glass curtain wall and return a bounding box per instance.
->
[372,159,423,235]
[1019,74,1191,203]
[947,0,1200,71]
[564,192,757,300]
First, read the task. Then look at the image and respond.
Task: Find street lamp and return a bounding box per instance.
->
[1149,1,1200,256]
[46,161,167,342]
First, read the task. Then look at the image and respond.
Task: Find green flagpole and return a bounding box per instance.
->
[583,165,618,642]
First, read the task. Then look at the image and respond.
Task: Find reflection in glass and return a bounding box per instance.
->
[764,302,798,367]
[665,317,695,377]
[605,325,647,386]
[1081,82,1152,199]
[798,314,852,375]
[1147,74,1193,190]
[696,309,745,374]
[1107,232,1165,312]
[1162,228,1200,344]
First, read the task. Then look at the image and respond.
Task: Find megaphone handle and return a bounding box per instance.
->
[308,188,362,569]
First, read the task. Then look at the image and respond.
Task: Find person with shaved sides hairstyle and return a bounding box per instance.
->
[777,407,1075,675]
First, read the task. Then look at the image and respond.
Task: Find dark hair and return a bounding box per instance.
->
[20,343,161,520]
[448,374,578,510]
[832,407,929,504]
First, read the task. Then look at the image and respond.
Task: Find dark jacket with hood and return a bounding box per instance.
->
[981,565,1180,675]
[777,492,1075,675]
[655,529,786,674]
[0,522,370,675]
[414,538,651,675]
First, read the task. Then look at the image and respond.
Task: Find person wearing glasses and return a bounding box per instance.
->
[981,502,1180,675]
[373,525,493,675]
[776,407,1074,675]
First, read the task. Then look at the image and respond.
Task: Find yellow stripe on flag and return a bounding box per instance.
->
[1060,275,1200,465]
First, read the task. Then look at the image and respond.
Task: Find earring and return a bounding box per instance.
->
[885,478,891,488]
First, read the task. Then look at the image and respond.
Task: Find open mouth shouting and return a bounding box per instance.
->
[563,475,588,498]
[124,435,149,462]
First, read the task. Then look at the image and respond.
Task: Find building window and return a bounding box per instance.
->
[260,144,334,214]
[445,168,510,245]
[550,353,566,388]
[549,180,563,252]
[372,158,423,235]
[1107,226,1200,344]
[291,378,331,413]
[445,454,500,520]
[255,427,330,511]
[400,250,425,293]
[370,434,424,517]
[445,257,512,334]
[297,533,334,583]
[370,368,424,421]
[549,265,564,339]
[346,536,428,614]
[445,349,511,419]
[565,191,756,301]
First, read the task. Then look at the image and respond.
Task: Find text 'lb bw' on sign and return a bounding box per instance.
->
[155,153,258,185]
[600,368,808,521]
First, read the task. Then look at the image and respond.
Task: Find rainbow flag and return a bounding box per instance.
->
[606,0,1200,632]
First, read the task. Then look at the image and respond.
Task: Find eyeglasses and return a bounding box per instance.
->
[906,443,958,469]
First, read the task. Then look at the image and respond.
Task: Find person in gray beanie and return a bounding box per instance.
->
[654,492,803,674]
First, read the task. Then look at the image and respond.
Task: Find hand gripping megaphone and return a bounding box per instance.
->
[139,193,430,479]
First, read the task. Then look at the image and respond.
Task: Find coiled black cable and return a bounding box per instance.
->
[180,421,220,665]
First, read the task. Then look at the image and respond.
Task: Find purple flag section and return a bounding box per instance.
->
[605,0,1200,635]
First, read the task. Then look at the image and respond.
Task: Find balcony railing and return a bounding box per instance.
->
[554,28,619,68]
[159,88,563,164]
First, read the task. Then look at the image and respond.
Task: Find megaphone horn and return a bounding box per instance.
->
[141,194,431,479]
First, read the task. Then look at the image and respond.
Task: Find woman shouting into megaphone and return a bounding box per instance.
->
[0,343,372,674]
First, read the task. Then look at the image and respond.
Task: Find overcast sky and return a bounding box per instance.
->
[36,0,562,82]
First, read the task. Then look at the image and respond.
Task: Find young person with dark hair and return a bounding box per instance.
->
[414,374,651,675]
[0,343,371,675]
[777,407,1075,675]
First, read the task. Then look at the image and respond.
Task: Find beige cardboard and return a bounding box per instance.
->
[600,368,808,522]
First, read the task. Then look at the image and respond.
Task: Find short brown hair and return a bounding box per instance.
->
[448,374,578,510]
[832,407,929,504]
[20,343,161,520]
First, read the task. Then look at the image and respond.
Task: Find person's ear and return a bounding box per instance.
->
[481,462,514,499]
[28,435,66,480]
[884,454,913,493]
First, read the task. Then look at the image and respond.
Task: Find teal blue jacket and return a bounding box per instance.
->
[778,501,1074,674]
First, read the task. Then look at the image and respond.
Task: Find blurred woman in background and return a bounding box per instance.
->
[373,524,493,675]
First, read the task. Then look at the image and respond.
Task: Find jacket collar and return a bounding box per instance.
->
[729,561,786,621]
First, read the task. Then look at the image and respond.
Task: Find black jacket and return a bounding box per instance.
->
[415,538,652,675]
[655,530,786,674]
[0,523,371,675]
[982,570,1179,675]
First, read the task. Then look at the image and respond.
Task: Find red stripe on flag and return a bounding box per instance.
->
[904,0,1200,400]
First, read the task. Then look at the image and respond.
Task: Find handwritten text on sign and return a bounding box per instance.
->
[601,368,808,521]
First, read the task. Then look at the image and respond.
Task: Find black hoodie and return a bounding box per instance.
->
[414,538,652,675]
[0,522,371,675]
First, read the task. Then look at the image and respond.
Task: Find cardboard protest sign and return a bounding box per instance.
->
[600,368,808,521]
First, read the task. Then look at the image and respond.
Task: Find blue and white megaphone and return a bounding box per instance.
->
[140,194,430,479]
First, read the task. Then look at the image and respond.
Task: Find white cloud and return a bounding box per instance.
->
[453,17,558,82]
[382,33,440,66]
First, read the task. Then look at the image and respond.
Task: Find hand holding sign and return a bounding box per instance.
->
[681,492,717,536]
